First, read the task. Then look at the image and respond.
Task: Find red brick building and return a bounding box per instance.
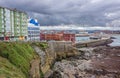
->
[40,32,75,42]
[63,33,75,42]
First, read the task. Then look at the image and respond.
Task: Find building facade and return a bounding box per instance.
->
[27,18,40,41]
[40,31,75,43]
[0,7,27,40]
[63,33,75,42]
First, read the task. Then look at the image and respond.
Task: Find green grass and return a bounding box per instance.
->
[0,42,48,78]
[31,42,48,51]
[40,69,44,78]
[0,56,26,78]
[0,42,37,78]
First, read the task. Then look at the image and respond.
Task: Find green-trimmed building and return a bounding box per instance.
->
[0,7,27,40]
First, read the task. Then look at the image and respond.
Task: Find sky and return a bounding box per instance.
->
[40,25,120,30]
[0,0,120,26]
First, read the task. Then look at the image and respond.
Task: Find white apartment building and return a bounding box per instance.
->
[27,18,40,41]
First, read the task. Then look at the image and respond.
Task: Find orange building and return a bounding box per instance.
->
[45,34,63,41]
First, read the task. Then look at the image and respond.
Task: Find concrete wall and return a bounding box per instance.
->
[48,41,72,53]
[75,39,113,48]
[48,41,80,60]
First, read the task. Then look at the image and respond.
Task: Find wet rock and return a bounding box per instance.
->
[48,71,62,78]
[110,37,116,39]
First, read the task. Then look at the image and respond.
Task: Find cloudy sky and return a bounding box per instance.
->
[0,0,120,26]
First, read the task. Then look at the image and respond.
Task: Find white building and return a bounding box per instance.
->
[27,18,40,41]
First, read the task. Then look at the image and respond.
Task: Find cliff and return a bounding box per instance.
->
[0,42,38,78]
[0,41,79,78]
[32,41,80,78]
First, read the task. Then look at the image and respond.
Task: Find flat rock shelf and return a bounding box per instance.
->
[49,46,120,78]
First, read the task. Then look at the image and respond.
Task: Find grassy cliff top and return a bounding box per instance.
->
[0,56,26,78]
[0,42,48,78]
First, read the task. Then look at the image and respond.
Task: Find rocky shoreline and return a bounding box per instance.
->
[49,46,120,78]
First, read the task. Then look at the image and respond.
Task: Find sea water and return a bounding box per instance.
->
[109,35,120,46]
[75,36,89,42]
[76,35,120,47]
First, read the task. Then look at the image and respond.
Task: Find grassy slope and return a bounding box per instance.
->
[0,56,26,78]
[0,42,37,78]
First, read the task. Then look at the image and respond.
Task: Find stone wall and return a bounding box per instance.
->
[48,41,72,53]
[48,41,80,59]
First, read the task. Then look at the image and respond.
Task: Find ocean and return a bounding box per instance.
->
[109,35,120,46]
[75,36,89,42]
[75,35,120,46]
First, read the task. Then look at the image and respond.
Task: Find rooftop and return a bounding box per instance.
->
[0,6,27,14]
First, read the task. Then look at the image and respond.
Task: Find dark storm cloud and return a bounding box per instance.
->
[0,0,120,26]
